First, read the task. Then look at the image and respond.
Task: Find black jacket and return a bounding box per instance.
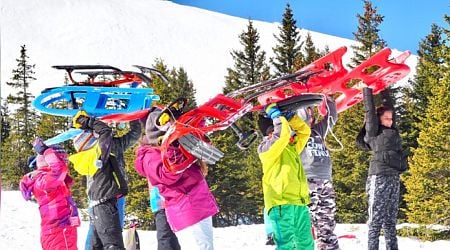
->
[111,120,142,182]
[81,118,129,203]
[363,88,407,176]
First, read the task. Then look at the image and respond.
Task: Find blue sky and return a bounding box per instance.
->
[172,0,448,54]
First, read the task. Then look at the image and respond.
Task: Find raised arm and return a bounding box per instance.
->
[363,87,379,137]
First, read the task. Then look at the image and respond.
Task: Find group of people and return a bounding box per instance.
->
[20,87,407,250]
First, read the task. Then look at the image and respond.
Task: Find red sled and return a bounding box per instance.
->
[161,46,411,173]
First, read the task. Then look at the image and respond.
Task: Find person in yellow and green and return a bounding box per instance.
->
[257,103,314,250]
[69,110,128,250]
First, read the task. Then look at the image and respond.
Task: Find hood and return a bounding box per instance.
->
[135,145,161,177]
[20,171,39,201]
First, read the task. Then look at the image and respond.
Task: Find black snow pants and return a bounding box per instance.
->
[366,175,400,250]
[155,209,181,250]
[90,198,125,250]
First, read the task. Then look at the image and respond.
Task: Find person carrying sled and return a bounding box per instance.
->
[298,96,340,250]
[361,87,408,250]
[84,119,142,250]
[69,110,128,250]
[20,140,80,250]
[257,103,314,250]
[134,106,218,250]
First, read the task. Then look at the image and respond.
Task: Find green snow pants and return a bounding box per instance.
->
[269,204,314,250]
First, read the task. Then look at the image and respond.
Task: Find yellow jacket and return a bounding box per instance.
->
[257,115,311,211]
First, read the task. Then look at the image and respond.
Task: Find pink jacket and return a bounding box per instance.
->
[135,145,219,231]
[20,148,79,236]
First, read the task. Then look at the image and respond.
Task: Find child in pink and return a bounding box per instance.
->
[20,139,80,250]
[134,108,219,250]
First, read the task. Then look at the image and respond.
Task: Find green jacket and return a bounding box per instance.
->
[257,115,311,211]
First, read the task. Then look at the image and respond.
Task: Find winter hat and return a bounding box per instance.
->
[35,145,69,168]
[49,144,69,164]
[73,130,97,152]
[145,108,171,145]
[258,114,274,136]
[297,107,312,124]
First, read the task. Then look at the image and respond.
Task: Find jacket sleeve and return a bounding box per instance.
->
[35,148,69,192]
[313,96,337,138]
[379,88,396,127]
[258,117,291,160]
[289,115,311,153]
[112,120,142,153]
[363,87,379,138]
[91,119,113,164]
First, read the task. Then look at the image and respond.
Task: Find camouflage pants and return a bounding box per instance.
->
[366,175,400,250]
[308,178,340,250]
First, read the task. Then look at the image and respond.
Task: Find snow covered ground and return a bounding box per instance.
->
[1,191,449,249]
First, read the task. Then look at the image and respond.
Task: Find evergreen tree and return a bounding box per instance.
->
[0,100,11,142]
[303,32,321,65]
[211,20,269,226]
[403,15,450,225]
[6,45,37,139]
[271,3,303,75]
[403,24,444,151]
[223,20,270,94]
[349,0,386,66]
[332,0,386,223]
[167,67,197,109]
[1,45,37,188]
[148,58,172,103]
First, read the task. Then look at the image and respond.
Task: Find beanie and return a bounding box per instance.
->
[297,107,312,124]
[35,145,69,168]
[73,130,97,152]
[49,144,69,165]
[258,114,274,136]
[145,109,170,145]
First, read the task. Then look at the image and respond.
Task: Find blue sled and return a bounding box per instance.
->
[44,128,83,145]
[33,86,160,117]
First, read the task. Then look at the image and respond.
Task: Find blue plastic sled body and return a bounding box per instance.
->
[44,128,83,145]
[33,86,160,117]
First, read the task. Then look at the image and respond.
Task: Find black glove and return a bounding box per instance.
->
[282,111,295,121]
[33,137,48,155]
[72,110,95,129]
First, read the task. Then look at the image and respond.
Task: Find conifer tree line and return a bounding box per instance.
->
[1,1,448,230]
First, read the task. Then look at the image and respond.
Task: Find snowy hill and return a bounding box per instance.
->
[0,0,416,105]
[1,191,449,249]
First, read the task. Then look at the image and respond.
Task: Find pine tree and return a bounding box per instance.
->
[0,100,11,142]
[403,24,444,151]
[149,58,172,104]
[332,0,387,223]
[403,15,450,225]
[223,20,270,94]
[168,67,197,109]
[271,3,303,76]
[302,32,322,65]
[349,0,386,66]
[1,45,37,188]
[210,20,269,226]
[6,45,37,139]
